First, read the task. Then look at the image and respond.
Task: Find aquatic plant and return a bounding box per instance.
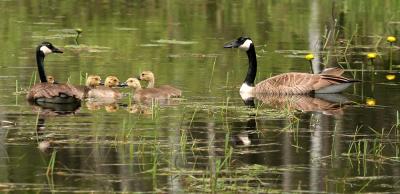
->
[387,36,396,71]
[366,98,376,106]
[75,28,83,45]
[305,53,314,73]
[386,74,396,80]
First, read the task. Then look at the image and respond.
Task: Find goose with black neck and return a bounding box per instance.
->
[224,36,359,97]
[27,42,84,104]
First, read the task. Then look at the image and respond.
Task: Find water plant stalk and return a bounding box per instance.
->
[390,42,393,71]
[46,150,57,175]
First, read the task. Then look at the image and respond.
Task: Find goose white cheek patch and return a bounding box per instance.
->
[40,46,52,55]
[239,39,253,51]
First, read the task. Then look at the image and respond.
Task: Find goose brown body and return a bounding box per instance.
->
[139,71,182,97]
[27,83,84,102]
[253,72,356,95]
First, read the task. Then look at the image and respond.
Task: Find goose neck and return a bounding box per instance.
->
[147,79,155,88]
[244,45,257,86]
[36,50,47,83]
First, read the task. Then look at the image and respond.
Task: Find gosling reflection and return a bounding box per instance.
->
[243,93,352,115]
[126,104,152,115]
[85,101,120,113]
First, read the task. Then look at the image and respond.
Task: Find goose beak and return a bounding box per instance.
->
[119,82,128,87]
[224,40,240,48]
[51,46,63,53]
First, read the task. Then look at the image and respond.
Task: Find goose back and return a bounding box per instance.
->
[27,83,84,103]
[254,72,357,95]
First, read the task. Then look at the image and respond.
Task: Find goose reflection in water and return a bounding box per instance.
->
[233,93,355,147]
[243,93,353,115]
[30,100,81,116]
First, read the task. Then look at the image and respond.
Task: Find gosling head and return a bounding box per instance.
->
[86,75,102,87]
[104,76,120,87]
[46,76,55,84]
[105,104,118,112]
[37,41,63,56]
[224,36,253,51]
[139,71,155,81]
[123,78,142,90]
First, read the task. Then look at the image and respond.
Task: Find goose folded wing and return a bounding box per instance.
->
[27,83,84,99]
[255,73,354,95]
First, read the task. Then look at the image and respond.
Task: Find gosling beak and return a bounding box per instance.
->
[136,76,142,80]
[99,81,105,86]
[223,39,240,48]
[119,82,128,87]
[51,46,63,53]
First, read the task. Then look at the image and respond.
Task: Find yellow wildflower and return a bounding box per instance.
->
[305,54,314,61]
[387,36,396,43]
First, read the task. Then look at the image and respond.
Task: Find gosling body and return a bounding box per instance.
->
[87,76,122,99]
[139,71,182,97]
[123,78,169,102]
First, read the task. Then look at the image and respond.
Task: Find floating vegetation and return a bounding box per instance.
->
[152,39,198,45]
[114,27,138,31]
[138,43,165,47]
[63,44,111,53]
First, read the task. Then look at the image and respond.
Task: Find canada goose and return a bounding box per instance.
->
[27,42,84,103]
[86,76,122,99]
[139,71,182,97]
[223,37,359,95]
[123,77,169,102]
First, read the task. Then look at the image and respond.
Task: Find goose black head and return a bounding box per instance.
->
[37,42,63,55]
[224,36,253,51]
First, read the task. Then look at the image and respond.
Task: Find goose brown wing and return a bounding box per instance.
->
[254,73,355,95]
[27,83,84,100]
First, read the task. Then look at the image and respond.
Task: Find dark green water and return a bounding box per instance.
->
[1,0,400,193]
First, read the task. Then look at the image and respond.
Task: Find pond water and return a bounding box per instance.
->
[1,0,400,193]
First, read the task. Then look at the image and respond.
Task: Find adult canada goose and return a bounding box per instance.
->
[27,42,84,103]
[223,37,359,95]
[86,76,122,99]
[123,77,169,102]
[139,71,182,97]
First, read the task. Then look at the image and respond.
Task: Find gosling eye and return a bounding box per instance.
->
[141,73,145,76]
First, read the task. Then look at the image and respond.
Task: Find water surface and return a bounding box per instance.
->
[1,0,400,193]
